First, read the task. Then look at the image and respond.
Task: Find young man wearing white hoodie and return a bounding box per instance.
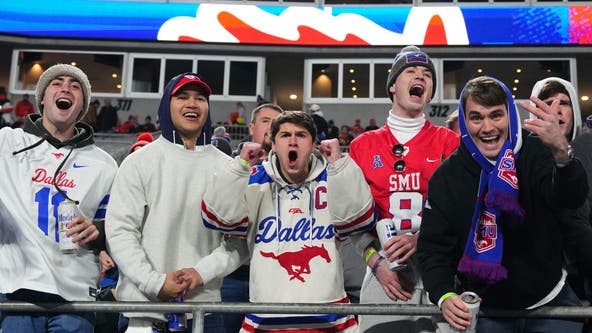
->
[202,111,375,332]
[105,73,247,333]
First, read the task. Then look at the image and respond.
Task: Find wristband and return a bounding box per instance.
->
[240,158,250,167]
[371,256,384,275]
[438,292,458,309]
[364,248,377,264]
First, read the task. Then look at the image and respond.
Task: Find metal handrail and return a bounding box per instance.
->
[2,301,592,333]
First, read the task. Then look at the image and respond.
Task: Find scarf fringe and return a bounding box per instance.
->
[458,255,508,283]
[485,191,525,219]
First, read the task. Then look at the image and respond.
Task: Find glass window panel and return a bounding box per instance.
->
[229,61,258,96]
[442,59,571,100]
[198,60,224,95]
[374,63,391,99]
[342,63,369,98]
[165,59,193,84]
[311,63,338,98]
[16,51,123,93]
[132,58,160,93]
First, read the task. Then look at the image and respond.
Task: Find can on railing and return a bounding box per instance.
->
[58,200,79,254]
[376,218,407,271]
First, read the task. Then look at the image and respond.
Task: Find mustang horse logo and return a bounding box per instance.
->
[260,244,331,282]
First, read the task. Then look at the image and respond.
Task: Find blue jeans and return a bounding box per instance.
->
[477,284,583,333]
[221,265,250,333]
[1,290,94,333]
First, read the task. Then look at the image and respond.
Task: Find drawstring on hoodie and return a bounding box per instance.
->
[12,116,93,205]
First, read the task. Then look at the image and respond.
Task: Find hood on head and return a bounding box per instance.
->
[458,76,523,158]
[530,77,581,142]
[157,72,212,146]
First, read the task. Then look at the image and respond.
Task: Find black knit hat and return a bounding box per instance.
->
[386,46,436,101]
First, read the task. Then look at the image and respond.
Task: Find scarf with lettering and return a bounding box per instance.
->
[457,77,525,283]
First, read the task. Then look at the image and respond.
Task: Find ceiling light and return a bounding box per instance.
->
[582,96,589,101]
[477,68,483,73]
[516,68,522,73]
[514,79,519,84]
[289,94,297,100]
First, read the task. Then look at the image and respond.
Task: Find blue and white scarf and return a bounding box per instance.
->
[457,77,525,283]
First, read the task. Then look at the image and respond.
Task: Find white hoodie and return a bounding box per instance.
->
[530,77,582,142]
[202,152,375,332]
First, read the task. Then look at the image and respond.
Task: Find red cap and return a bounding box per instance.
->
[171,74,212,97]
[136,132,154,143]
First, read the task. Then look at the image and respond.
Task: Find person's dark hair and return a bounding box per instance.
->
[536,80,570,102]
[250,103,284,124]
[461,76,507,112]
[270,111,316,143]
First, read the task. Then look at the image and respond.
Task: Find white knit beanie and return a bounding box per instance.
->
[35,64,91,121]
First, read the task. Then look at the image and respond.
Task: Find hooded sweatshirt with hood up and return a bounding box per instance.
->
[105,73,248,321]
[530,77,582,142]
[202,148,375,332]
[0,114,117,301]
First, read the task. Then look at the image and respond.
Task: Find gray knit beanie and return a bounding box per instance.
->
[35,64,91,121]
[386,46,436,101]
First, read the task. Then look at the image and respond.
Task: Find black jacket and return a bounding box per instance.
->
[418,131,589,309]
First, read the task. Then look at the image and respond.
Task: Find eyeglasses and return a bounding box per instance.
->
[392,144,406,172]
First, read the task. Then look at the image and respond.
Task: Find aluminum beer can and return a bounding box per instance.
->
[454,291,481,333]
[376,218,406,271]
[58,200,79,254]
[168,294,187,332]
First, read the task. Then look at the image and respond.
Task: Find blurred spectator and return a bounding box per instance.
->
[212,126,231,142]
[13,94,35,128]
[128,132,154,154]
[308,104,328,141]
[230,111,245,125]
[365,118,379,131]
[236,101,247,119]
[82,99,99,131]
[326,119,339,140]
[350,118,364,137]
[0,87,13,128]
[139,115,157,132]
[338,125,354,146]
[445,109,460,134]
[212,126,232,156]
[114,115,140,133]
[97,98,118,132]
[0,101,14,128]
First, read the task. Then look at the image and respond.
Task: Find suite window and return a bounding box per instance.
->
[442,59,572,101]
[165,59,194,85]
[131,58,160,93]
[14,51,123,93]
[311,63,339,98]
[343,63,370,98]
[197,60,225,96]
[229,61,258,96]
[374,63,391,99]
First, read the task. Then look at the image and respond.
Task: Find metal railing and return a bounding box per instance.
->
[2,301,592,333]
